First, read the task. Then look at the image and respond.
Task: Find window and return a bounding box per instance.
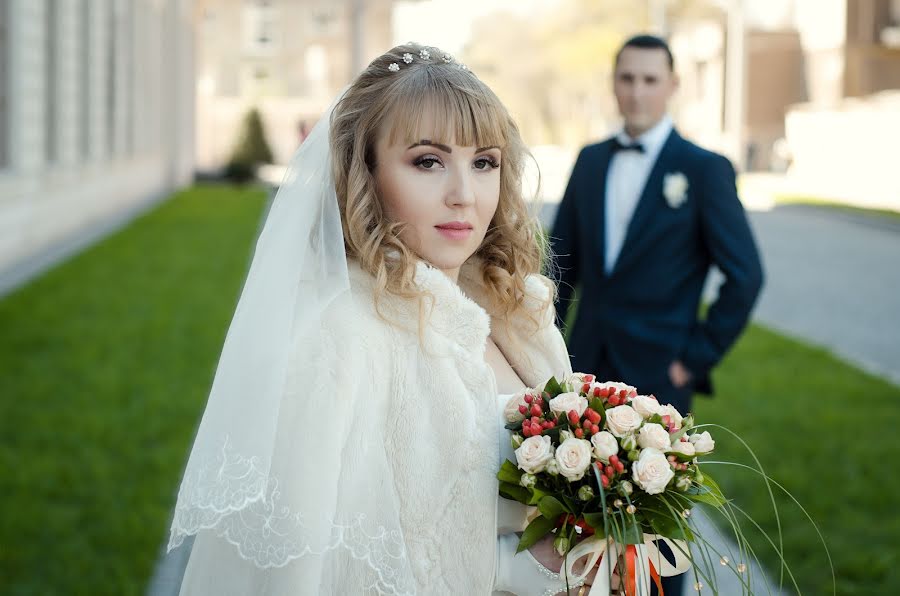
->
[1,0,10,168]
[80,0,91,159]
[244,0,279,54]
[45,0,59,164]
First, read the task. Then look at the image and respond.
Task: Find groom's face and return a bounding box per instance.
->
[613,47,678,137]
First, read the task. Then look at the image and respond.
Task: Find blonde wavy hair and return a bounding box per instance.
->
[330,43,549,329]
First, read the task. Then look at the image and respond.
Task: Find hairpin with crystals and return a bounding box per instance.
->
[387,47,470,73]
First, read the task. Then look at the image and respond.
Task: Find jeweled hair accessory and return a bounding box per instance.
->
[384,46,473,74]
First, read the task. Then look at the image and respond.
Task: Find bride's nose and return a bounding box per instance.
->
[445,167,476,207]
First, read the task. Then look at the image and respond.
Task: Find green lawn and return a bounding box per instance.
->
[1,186,897,594]
[0,184,268,595]
[692,324,900,595]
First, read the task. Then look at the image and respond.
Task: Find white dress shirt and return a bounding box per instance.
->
[604,115,674,274]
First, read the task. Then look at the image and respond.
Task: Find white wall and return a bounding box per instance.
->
[0,0,195,292]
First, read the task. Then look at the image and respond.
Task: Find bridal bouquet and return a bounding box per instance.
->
[498,373,728,595]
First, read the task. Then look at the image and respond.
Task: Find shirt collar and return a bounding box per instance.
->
[615,115,673,158]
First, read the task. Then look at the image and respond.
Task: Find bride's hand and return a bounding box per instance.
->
[528,534,616,594]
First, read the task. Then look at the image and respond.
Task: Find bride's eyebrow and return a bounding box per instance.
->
[407,140,452,153]
[406,140,500,153]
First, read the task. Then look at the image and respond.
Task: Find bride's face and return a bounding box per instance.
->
[374,116,501,282]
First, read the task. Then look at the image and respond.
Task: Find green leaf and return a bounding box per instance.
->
[620,513,644,544]
[538,495,568,520]
[583,512,609,537]
[504,421,523,431]
[499,481,531,504]
[516,514,557,553]
[528,485,550,506]
[544,376,564,397]
[644,507,694,541]
[497,460,523,485]
[686,471,727,507]
[589,397,605,412]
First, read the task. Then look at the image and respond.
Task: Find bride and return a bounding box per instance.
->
[169,43,594,595]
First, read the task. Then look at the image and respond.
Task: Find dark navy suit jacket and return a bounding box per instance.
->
[550,129,763,411]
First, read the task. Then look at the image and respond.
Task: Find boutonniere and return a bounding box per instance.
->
[663,172,689,208]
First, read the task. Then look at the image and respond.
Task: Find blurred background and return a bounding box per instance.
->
[1,1,899,594]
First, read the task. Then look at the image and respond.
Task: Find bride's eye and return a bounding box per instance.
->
[413,155,442,170]
[474,156,500,170]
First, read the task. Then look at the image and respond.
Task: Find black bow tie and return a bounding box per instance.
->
[611,138,645,154]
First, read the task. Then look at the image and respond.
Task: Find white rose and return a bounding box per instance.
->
[658,404,684,429]
[631,448,675,495]
[548,392,588,418]
[514,435,555,474]
[565,372,595,390]
[631,395,661,419]
[637,423,671,451]
[554,438,593,481]
[670,440,696,457]
[689,431,715,454]
[605,405,643,437]
[590,431,619,463]
[503,389,532,423]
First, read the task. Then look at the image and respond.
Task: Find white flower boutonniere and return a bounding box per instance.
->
[663,172,689,208]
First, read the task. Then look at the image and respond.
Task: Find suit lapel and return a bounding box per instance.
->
[611,130,681,276]
[588,141,613,277]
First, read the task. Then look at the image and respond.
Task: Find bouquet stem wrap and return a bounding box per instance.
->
[564,534,692,596]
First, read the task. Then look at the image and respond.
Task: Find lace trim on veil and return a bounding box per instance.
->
[168,438,415,595]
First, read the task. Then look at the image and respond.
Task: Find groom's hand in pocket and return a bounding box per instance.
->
[668,360,693,388]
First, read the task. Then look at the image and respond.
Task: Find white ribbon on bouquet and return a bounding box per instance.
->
[563,534,693,595]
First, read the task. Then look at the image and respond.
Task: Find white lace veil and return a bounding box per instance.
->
[167,91,416,594]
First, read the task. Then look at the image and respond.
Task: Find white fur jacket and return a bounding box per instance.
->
[178,259,572,596]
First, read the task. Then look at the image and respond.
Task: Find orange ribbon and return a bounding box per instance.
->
[623,544,663,596]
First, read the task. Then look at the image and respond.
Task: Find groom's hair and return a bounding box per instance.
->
[615,34,675,71]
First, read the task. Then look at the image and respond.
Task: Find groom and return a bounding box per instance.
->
[551,35,763,591]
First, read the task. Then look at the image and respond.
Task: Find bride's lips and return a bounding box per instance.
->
[435,221,474,241]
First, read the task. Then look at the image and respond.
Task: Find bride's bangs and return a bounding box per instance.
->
[384,68,509,151]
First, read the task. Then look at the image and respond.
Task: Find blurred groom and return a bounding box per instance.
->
[551,35,763,593]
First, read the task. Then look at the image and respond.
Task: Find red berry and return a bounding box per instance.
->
[523,425,532,437]
[619,389,628,400]
[542,420,552,429]
[593,387,602,397]
[524,394,534,404]
[530,404,542,417]
[518,405,528,415]
[575,428,585,438]
[591,424,600,434]
[601,475,610,488]
[582,419,592,429]
[608,395,620,406]
[662,415,671,426]
[605,465,615,477]
[609,454,619,465]
[531,416,541,424]
[614,461,625,472]
[600,387,611,398]
[582,382,591,393]
[585,374,595,383]
[548,420,556,428]
[568,410,580,425]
